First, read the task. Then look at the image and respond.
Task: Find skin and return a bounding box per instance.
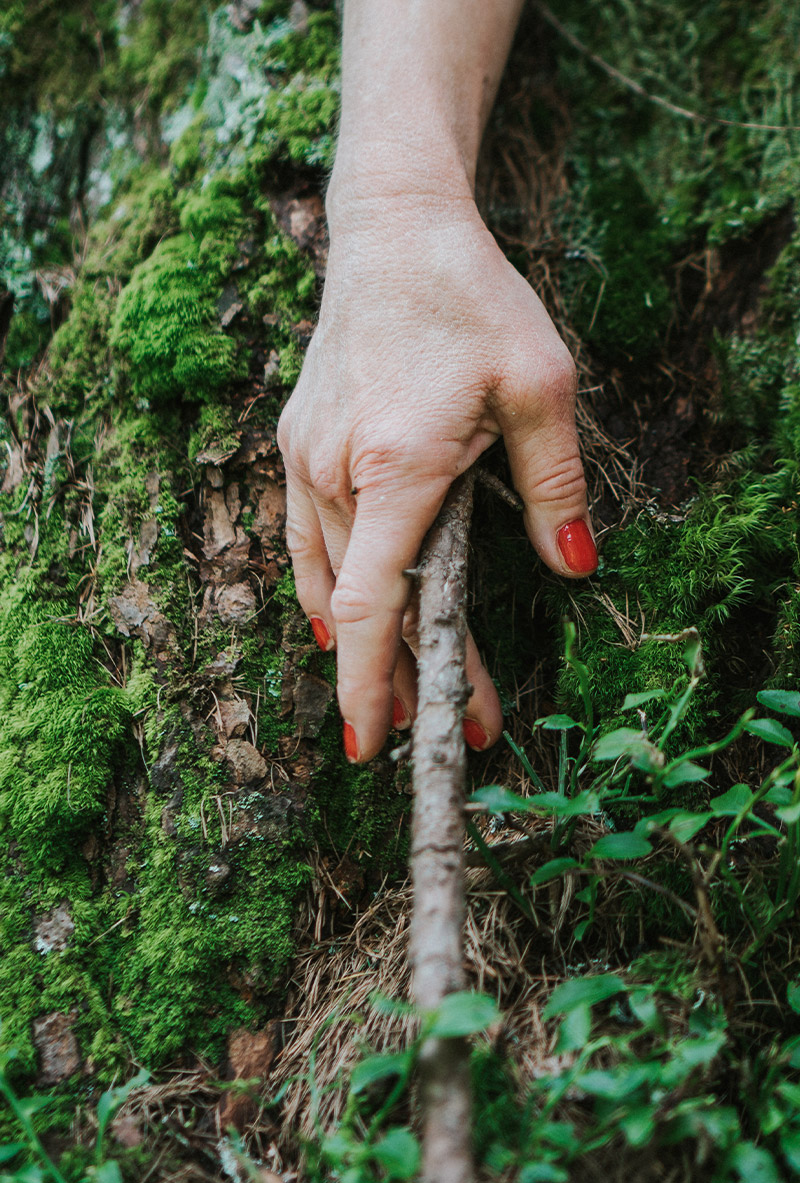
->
[277,0,597,763]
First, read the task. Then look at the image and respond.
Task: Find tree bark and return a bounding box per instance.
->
[410,470,475,1183]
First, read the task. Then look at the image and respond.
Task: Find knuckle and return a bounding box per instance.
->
[503,345,578,421]
[544,349,579,406]
[284,522,317,562]
[330,577,373,626]
[307,452,346,502]
[351,437,416,487]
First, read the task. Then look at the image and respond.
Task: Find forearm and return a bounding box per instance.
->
[327,0,525,226]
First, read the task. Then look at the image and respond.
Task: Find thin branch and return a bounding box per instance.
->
[410,471,475,1183]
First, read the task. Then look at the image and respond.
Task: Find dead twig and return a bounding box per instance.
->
[411,470,475,1183]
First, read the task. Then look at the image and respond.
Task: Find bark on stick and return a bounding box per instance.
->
[410,470,475,1183]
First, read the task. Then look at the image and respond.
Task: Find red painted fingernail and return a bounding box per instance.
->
[343,721,359,762]
[463,718,490,751]
[310,616,334,651]
[556,520,598,575]
[393,695,411,730]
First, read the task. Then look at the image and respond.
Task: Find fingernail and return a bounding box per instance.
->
[343,721,359,762]
[310,616,334,651]
[556,519,598,575]
[463,718,490,751]
[393,695,411,730]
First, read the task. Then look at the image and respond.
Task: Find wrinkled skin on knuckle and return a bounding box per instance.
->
[329,575,376,627]
[542,348,579,409]
[498,335,578,424]
[306,446,350,504]
[530,453,588,507]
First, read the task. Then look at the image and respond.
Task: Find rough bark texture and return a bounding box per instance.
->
[411,471,475,1183]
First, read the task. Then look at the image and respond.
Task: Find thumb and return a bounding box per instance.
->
[498,356,598,578]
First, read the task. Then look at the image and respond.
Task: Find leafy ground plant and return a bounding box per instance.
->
[464,624,800,1178]
[287,625,800,1181]
[0,1030,149,1182]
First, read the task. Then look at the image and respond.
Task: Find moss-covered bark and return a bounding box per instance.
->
[0,0,407,1111]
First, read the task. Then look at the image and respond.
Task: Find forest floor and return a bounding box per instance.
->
[2,2,800,1181]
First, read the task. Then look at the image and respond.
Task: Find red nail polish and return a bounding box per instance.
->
[463,718,489,751]
[393,695,411,730]
[310,616,333,651]
[557,520,598,575]
[343,721,359,762]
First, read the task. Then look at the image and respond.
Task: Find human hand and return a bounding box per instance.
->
[277,194,597,763]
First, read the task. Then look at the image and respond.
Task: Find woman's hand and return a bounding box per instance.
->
[277,194,597,762]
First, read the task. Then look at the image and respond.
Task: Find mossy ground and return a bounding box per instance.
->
[2,0,800,1178]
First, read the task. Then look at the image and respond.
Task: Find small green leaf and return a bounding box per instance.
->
[93,1164,124,1183]
[662,761,709,788]
[0,1144,26,1164]
[540,1121,578,1150]
[668,811,712,843]
[5,1167,45,1183]
[350,1052,411,1095]
[588,833,652,860]
[673,1031,726,1069]
[578,1066,651,1099]
[745,718,796,748]
[535,714,581,730]
[371,1128,420,1180]
[619,1106,655,1147]
[428,992,501,1038]
[728,1141,780,1182]
[777,1081,800,1108]
[622,689,668,711]
[628,989,659,1029]
[470,785,603,819]
[573,917,592,942]
[519,1164,569,1183]
[531,858,578,886]
[777,801,800,825]
[789,982,800,1017]
[543,974,627,1018]
[534,790,602,817]
[16,1096,54,1118]
[555,1002,591,1053]
[757,689,800,718]
[764,784,792,806]
[710,784,754,815]
[470,785,536,814]
[593,727,647,761]
[780,1129,800,1172]
[321,1129,355,1164]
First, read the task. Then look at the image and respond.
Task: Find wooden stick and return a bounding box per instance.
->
[410,470,475,1183]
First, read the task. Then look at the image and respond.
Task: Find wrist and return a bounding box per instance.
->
[326,133,477,238]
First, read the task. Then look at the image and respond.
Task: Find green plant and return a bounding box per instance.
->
[0,1027,149,1182]
[288,993,501,1183]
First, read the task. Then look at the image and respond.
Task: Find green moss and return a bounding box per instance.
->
[114,0,212,115]
[569,164,673,363]
[551,468,798,738]
[0,0,117,112]
[0,576,131,869]
[110,231,240,405]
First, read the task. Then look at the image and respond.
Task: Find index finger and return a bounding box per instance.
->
[330,481,450,762]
